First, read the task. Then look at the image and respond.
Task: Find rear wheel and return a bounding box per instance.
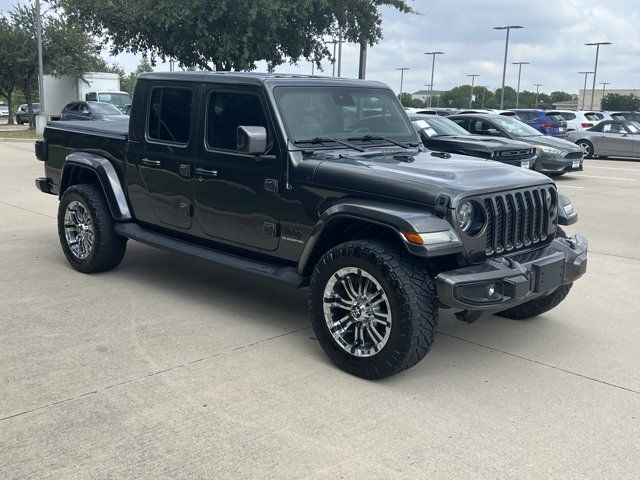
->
[497,227,572,320]
[309,240,438,379]
[58,184,127,273]
[576,140,594,159]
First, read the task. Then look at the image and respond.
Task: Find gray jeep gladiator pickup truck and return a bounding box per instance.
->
[35,72,588,379]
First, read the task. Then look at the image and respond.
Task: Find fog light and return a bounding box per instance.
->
[458,282,505,304]
[487,284,496,297]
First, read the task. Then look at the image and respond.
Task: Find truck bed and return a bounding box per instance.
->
[46,119,129,139]
[43,119,130,193]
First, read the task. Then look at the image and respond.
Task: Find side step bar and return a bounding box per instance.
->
[114,222,305,287]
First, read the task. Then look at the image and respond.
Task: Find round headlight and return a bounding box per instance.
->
[546,188,557,219]
[458,201,474,232]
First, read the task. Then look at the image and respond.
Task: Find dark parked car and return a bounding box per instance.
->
[16,103,41,124]
[565,120,640,159]
[450,114,584,176]
[410,114,536,169]
[609,112,640,122]
[509,109,567,136]
[413,108,457,116]
[60,101,126,121]
[35,72,587,379]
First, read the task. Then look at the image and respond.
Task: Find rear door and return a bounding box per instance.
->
[193,85,281,251]
[126,83,198,230]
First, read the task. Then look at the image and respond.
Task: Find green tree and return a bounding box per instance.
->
[53,0,414,71]
[1,2,106,128]
[398,92,426,108]
[0,17,19,124]
[601,93,640,111]
[121,57,154,95]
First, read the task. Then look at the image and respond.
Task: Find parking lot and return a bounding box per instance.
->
[1,140,639,478]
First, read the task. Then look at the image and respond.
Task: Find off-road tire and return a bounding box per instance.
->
[497,227,572,320]
[58,184,127,273]
[576,140,594,159]
[309,240,438,379]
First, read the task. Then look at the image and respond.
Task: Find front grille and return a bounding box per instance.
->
[483,187,554,256]
[564,151,583,160]
[496,149,534,161]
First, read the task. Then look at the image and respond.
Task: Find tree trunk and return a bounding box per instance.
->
[6,89,15,125]
[22,87,34,130]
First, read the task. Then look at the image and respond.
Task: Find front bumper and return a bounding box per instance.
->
[535,153,583,174]
[436,234,588,311]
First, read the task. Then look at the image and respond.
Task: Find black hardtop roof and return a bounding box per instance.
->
[138,71,388,89]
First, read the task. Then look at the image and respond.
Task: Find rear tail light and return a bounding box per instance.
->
[581,122,593,128]
[541,123,557,129]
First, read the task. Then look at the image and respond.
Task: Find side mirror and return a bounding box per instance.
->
[237,126,267,154]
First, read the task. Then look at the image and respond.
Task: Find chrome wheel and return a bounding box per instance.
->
[578,141,591,157]
[63,200,94,260]
[322,267,392,357]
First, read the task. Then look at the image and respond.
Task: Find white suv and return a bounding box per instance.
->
[549,110,605,131]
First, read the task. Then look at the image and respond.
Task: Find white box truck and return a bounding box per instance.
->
[42,72,131,118]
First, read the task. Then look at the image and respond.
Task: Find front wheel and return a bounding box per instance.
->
[308,240,438,379]
[576,140,594,159]
[58,184,127,273]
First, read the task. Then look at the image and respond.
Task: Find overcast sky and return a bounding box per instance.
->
[2,0,639,95]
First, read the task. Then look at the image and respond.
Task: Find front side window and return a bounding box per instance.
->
[148,87,193,144]
[273,86,417,144]
[206,91,266,151]
[470,119,500,136]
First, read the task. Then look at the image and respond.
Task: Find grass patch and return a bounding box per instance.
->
[0,129,41,140]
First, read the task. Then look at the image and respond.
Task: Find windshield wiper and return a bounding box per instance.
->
[294,137,365,152]
[347,134,416,149]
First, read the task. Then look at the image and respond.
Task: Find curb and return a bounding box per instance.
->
[0,137,37,143]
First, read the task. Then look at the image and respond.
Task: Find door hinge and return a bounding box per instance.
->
[179,202,193,217]
[264,178,278,194]
[263,222,277,237]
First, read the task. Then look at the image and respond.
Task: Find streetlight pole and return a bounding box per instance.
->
[512,61,530,109]
[337,29,343,77]
[533,83,543,109]
[585,41,611,109]
[36,0,45,121]
[600,81,611,103]
[424,51,444,108]
[328,40,338,76]
[494,25,524,109]
[467,74,479,108]
[396,67,410,98]
[578,71,593,109]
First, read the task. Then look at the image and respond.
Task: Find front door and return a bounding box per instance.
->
[599,122,634,155]
[127,84,198,230]
[193,86,280,251]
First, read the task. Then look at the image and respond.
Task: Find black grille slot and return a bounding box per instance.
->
[483,187,554,257]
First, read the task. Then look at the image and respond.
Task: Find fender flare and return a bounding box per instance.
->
[297,199,461,275]
[60,151,132,220]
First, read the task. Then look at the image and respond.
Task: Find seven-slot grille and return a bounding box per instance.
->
[483,187,555,256]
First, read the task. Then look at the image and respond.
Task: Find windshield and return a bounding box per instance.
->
[98,92,132,109]
[273,86,418,144]
[491,116,542,137]
[412,115,470,137]
[90,102,123,115]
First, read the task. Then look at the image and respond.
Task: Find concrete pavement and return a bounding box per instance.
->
[1,141,639,479]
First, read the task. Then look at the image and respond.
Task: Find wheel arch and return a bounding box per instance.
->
[60,152,131,220]
[297,200,461,276]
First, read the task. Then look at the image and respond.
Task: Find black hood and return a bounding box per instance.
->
[307,148,551,207]
[515,135,583,152]
[427,135,533,152]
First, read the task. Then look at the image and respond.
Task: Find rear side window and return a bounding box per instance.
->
[148,87,193,144]
[556,112,576,120]
[206,91,266,151]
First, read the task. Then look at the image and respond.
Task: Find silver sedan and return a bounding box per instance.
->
[566,120,640,158]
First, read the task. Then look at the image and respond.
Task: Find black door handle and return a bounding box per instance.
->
[140,158,161,167]
[195,167,218,177]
